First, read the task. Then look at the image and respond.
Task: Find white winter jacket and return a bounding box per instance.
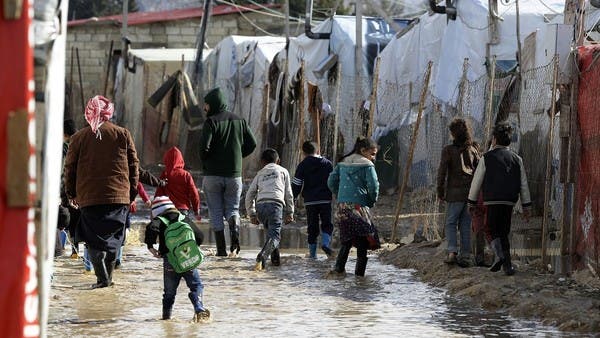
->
[245,163,294,217]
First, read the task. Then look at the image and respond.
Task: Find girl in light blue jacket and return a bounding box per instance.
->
[327,137,380,277]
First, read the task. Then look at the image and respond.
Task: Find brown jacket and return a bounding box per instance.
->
[437,142,479,202]
[64,122,139,208]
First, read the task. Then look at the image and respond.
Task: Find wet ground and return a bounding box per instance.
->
[48,222,566,337]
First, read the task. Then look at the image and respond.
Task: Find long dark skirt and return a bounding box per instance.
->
[336,203,380,250]
[78,204,128,254]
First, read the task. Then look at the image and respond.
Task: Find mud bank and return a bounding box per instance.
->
[378,241,600,333]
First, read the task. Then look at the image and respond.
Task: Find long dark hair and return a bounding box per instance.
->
[449,118,473,146]
[339,136,378,162]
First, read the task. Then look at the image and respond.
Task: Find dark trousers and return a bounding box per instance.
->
[306,203,333,244]
[335,237,369,273]
[486,204,514,254]
[163,258,205,314]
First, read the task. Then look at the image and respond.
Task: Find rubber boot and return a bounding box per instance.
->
[502,241,515,276]
[321,233,334,258]
[334,243,351,273]
[255,238,277,270]
[489,238,505,272]
[355,256,368,277]
[308,243,317,259]
[228,215,241,256]
[215,230,227,257]
[162,307,172,320]
[270,248,280,266]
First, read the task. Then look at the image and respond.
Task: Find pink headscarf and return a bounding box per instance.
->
[85,95,114,139]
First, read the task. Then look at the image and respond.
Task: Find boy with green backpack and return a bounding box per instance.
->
[145,196,210,322]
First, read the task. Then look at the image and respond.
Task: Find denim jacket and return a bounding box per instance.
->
[327,154,379,208]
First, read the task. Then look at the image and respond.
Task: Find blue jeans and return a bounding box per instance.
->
[202,176,242,231]
[256,202,283,246]
[163,258,205,314]
[445,202,472,257]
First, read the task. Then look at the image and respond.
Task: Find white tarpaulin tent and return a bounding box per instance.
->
[203,35,286,177]
[286,16,406,154]
[374,0,566,138]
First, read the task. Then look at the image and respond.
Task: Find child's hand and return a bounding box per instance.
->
[145,200,152,208]
[196,214,202,222]
[250,215,259,225]
[148,247,161,258]
[284,215,294,224]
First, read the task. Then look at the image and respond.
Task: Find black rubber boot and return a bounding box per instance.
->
[334,244,351,273]
[270,248,280,266]
[502,241,515,275]
[162,307,172,320]
[215,230,227,257]
[355,256,368,277]
[228,215,241,255]
[489,238,505,272]
[255,238,277,270]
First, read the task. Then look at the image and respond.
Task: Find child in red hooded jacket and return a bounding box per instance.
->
[155,147,201,221]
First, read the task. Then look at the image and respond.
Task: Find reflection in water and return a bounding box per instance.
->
[48,225,565,337]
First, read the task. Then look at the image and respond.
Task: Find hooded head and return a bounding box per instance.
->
[203,87,228,116]
[162,146,185,176]
[85,95,114,139]
[64,119,77,137]
[151,196,178,218]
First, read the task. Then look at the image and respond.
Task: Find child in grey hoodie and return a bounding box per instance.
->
[245,149,294,270]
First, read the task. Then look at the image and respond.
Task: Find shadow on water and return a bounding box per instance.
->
[49,224,571,338]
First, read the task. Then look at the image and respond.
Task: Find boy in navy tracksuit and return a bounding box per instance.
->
[292,141,334,258]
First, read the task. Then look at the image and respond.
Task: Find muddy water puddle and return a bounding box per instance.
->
[49,223,564,337]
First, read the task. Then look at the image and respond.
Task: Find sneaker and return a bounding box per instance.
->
[444,252,457,264]
[70,253,79,259]
[193,309,211,323]
[321,245,335,259]
[326,269,346,278]
[457,258,472,268]
[83,269,94,275]
[114,260,121,270]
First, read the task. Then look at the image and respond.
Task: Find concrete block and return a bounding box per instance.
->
[76,34,92,41]
[166,27,180,35]
[180,27,197,35]
[150,25,166,35]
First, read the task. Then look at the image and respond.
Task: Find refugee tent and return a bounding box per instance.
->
[272,15,409,172]
[203,35,286,178]
[373,0,567,226]
[120,48,208,166]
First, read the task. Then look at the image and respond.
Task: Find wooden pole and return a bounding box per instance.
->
[102,40,114,97]
[333,64,342,163]
[368,56,381,137]
[69,46,74,118]
[76,47,85,113]
[484,56,497,147]
[391,61,433,243]
[457,58,469,117]
[298,60,306,162]
[355,0,363,140]
[541,55,560,266]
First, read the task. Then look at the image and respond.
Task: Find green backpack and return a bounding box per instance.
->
[158,214,204,273]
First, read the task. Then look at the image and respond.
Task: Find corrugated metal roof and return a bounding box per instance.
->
[68,4,278,27]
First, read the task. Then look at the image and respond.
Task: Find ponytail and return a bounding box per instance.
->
[338,136,378,162]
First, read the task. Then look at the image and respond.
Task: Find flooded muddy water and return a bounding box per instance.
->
[48,222,564,337]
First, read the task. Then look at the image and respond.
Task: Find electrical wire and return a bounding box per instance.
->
[236,6,278,36]
[215,0,305,23]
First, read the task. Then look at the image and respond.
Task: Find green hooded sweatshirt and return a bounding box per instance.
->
[199,88,257,177]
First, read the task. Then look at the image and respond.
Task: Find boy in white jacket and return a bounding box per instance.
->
[245,148,294,270]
